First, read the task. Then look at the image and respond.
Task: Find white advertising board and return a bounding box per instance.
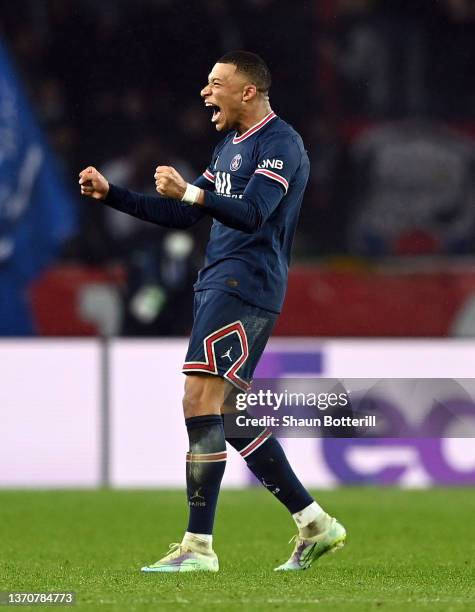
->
[0,340,101,487]
[1,339,474,487]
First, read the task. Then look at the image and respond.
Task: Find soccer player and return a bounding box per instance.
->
[79,51,346,572]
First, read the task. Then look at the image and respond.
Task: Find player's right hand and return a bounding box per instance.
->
[78,166,110,200]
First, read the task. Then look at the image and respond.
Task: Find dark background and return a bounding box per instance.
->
[2,0,475,335]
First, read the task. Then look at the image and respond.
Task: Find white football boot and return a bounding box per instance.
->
[274,515,346,571]
[141,542,219,573]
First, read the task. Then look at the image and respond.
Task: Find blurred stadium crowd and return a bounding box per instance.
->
[1,0,475,335]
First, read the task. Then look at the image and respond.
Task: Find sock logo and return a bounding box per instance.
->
[189,487,206,507]
[261,478,280,496]
[221,347,233,362]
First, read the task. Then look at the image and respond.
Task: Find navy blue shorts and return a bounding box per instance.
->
[183,289,278,390]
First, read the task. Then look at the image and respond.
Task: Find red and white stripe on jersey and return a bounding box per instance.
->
[233,111,277,144]
[254,168,289,194]
[186,451,227,463]
[240,429,272,458]
[183,320,250,391]
[203,169,215,183]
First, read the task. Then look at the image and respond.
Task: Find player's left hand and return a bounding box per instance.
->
[154,166,187,200]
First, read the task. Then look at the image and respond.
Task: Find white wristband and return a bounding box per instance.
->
[181,183,201,205]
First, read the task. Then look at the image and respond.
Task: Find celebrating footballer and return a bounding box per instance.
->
[79,51,346,573]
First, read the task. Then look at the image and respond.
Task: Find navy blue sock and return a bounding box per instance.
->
[185,415,227,535]
[226,429,313,514]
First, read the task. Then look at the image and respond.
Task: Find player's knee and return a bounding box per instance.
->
[182,381,202,418]
[182,374,225,419]
[221,387,240,414]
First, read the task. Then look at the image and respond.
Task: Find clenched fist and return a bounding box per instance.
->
[78,166,109,200]
[154,166,187,199]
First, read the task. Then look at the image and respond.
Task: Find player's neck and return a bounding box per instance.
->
[236,103,273,135]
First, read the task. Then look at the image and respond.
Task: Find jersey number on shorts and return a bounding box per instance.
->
[215,171,232,196]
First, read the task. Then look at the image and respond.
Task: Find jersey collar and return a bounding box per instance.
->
[232,111,277,144]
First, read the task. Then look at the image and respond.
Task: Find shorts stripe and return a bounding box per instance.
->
[240,429,272,458]
[183,320,250,390]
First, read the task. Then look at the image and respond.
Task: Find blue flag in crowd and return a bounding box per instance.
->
[0,38,76,335]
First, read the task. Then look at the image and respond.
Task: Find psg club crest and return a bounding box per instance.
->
[230,154,242,171]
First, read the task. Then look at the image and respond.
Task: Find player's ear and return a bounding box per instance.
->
[242,84,257,102]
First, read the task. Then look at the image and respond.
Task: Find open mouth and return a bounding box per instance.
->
[205,102,222,124]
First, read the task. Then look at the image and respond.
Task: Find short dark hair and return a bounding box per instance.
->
[218,51,271,93]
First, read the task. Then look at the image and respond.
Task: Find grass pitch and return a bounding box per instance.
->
[1,488,474,611]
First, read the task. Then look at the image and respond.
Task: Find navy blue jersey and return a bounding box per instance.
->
[193,112,309,312]
[104,112,309,313]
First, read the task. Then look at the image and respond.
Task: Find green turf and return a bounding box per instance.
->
[1,488,474,611]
